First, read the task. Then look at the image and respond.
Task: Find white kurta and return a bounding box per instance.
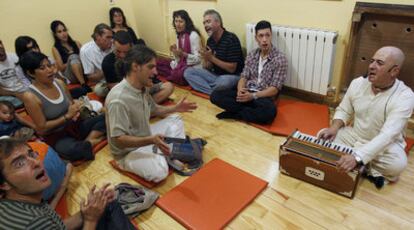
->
[333,76,414,179]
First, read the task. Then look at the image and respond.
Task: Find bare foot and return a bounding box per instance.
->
[88,135,106,146]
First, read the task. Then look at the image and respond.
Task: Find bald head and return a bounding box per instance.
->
[376,46,405,67]
[368,46,406,89]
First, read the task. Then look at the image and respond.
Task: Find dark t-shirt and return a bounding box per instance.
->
[112,27,146,46]
[206,30,244,75]
[102,52,122,84]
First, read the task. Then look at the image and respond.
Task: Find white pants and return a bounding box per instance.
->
[335,127,407,181]
[121,114,185,182]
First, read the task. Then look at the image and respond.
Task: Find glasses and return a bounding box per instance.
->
[11,149,39,170]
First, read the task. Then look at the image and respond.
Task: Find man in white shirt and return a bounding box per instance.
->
[80,23,113,97]
[0,39,28,108]
[319,46,414,188]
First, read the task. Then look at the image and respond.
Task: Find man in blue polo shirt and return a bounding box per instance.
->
[184,9,244,95]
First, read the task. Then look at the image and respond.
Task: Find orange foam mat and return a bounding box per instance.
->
[130,219,140,229]
[406,137,414,155]
[67,83,81,91]
[190,90,210,100]
[54,194,69,219]
[87,92,105,104]
[249,99,329,136]
[156,158,268,230]
[109,160,170,188]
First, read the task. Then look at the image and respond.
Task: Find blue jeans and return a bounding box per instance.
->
[183,67,239,95]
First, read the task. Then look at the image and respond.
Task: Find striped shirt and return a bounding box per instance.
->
[207,30,244,75]
[0,199,66,230]
[241,46,288,91]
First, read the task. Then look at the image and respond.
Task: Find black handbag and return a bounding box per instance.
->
[153,136,206,176]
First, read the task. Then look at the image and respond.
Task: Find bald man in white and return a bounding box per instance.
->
[319,46,414,188]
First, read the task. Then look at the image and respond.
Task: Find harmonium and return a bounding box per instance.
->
[279,130,364,198]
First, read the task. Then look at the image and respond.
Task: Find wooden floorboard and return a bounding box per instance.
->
[66,87,414,229]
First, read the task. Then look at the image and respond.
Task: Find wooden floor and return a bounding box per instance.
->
[66,87,414,229]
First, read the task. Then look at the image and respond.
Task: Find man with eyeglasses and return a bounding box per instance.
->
[318,46,414,189]
[0,138,135,229]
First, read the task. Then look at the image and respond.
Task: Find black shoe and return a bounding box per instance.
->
[216,111,239,120]
[367,175,385,189]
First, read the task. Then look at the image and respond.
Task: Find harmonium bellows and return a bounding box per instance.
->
[279,130,364,198]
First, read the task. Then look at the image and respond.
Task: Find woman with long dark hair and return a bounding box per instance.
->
[20,51,106,162]
[109,7,145,45]
[157,10,203,85]
[50,20,87,86]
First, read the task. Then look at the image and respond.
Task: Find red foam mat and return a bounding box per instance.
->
[406,137,414,155]
[54,194,69,219]
[156,158,268,230]
[250,99,330,136]
[190,90,210,99]
[87,92,105,104]
[109,160,170,188]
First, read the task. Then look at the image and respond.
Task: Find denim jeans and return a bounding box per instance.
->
[183,67,239,95]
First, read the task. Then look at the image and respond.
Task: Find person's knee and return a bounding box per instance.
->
[163,81,174,95]
[369,151,407,180]
[380,160,407,179]
[214,76,238,91]
[164,114,185,138]
[146,162,169,183]
[261,106,277,123]
[253,110,276,124]
[183,67,196,80]
[210,90,221,105]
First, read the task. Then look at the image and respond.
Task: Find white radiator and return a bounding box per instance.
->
[246,23,337,95]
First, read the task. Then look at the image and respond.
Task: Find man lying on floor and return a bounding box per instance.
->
[318,46,414,189]
[105,45,197,183]
[0,138,135,230]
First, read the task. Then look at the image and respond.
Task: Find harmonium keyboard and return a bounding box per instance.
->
[279,130,364,198]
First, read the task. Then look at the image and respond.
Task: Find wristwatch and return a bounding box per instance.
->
[354,154,364,166]
[252,92,258,100]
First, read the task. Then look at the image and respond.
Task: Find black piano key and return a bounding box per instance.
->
[298,134,302,139]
